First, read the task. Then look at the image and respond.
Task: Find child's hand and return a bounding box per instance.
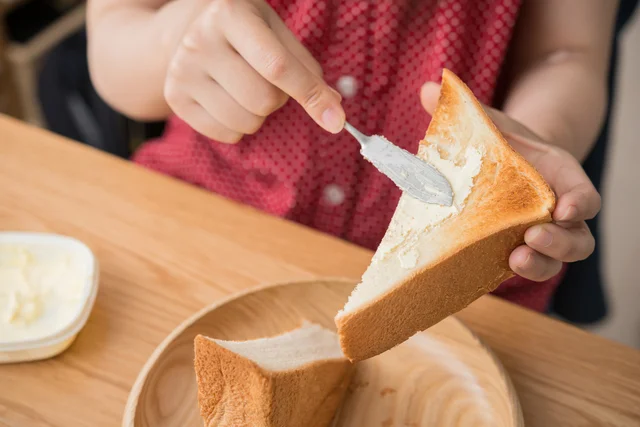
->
[421,82,600,282]
[164,0,345,142]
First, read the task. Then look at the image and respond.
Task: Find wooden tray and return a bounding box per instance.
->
[123,279,523,427]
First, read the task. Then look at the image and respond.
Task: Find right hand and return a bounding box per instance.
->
[164,0,345,143]
[422,82,600,282]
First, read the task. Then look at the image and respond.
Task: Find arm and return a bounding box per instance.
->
[87,0,210,120]
[501,0,618,161]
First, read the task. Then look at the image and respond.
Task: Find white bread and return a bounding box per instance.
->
[335,69,555,362]
[194,322,354,427]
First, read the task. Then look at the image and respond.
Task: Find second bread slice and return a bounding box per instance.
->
[194,322,353,427]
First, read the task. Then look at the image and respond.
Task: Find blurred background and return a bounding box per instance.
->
[0,0,637,348]
[0,0,165,157]
[591,8,640,349]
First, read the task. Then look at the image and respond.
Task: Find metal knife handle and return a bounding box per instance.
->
[344,122,369,148]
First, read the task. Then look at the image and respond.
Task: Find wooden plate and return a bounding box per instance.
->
[123,279,523,427]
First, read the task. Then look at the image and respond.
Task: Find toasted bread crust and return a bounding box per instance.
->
[194,335,354,427]
[336,69,555,362]
[336,222,540,361]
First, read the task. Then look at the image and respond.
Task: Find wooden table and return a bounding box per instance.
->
[0,115,639,427]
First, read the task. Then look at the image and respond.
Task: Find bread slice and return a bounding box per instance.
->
[335,69,555,362]
[194,322,354,427]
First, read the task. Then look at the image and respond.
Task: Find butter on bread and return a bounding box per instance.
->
[335,69,555,362]
[194,322,353,427]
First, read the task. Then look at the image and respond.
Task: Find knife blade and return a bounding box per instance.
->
[344,122,453,206]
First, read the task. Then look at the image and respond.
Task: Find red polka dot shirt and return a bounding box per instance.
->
[134,0,563,312]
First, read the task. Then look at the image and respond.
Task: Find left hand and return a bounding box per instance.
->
[421,82,601,282]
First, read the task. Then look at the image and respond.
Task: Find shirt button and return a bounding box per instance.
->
[323,184,346,206]
[336,75,358,98]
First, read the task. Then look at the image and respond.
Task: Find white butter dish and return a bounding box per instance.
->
[0,232,99,363]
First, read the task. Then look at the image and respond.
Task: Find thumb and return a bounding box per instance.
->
[420,81,441,115]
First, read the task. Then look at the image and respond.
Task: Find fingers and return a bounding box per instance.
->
[204,44,289,117]
[190,79,265,135]
[552,175,601,222]
[169,99,242,143]
[509,245,563,282]
[482,106,601,222]
[168,0,342,139]
[525,221,595,263]
[529,145,600,222]
[496,132,601,223]
[221,2,344,133]
[267,12,324,78]
[165,38,247,142]
[169,62,266,139]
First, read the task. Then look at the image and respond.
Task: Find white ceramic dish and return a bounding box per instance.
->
[0,232,99,363]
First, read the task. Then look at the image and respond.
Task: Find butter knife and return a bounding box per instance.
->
[344,122,453,206]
